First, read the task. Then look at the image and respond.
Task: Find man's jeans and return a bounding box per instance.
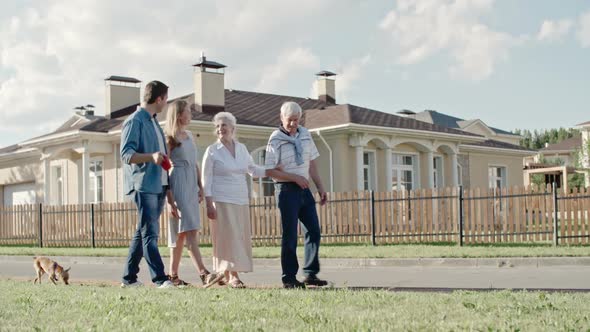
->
[277,183,321,283]
[122,190,168,285]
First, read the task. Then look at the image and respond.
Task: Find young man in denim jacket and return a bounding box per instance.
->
[120,80,174,288]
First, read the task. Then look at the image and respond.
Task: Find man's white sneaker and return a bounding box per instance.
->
[121,280,144,288]
[157,280,175,289]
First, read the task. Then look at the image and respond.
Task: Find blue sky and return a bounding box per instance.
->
[0,0,589,148]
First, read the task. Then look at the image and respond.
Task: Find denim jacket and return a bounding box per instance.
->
[120,107,168,195]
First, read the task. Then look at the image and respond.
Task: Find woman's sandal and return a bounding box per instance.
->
[203,273,226,289]
[228,278,246,289]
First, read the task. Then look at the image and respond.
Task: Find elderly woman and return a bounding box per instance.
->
[201,112,273,288]
[164,100,218,287]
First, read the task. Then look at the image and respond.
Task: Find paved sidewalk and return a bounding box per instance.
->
[2,255,590,290]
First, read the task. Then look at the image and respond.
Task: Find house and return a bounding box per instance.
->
[525,136,582,167]
[521,122,590,191]
[396,109,532,189]
[576,121,590,187]
[0,56,535,206]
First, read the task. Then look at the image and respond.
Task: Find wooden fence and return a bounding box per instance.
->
[1,185,589,247]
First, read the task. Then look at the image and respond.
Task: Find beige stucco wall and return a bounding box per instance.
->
[462,122,491,137]
[65,154,80,204]
[105,85,140,116]
[0,126,530,205]
[194,72,224,107]
[467,152,525,189]
[0,158,43,204]
[102,149,119,202]
[323,134,355,192]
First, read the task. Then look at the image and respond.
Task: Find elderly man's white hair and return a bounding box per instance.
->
[280,101,302,119]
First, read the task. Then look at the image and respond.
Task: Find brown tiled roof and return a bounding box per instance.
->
[539,136,581,152]
[465,139,535,152]
[7,89,486,150]
[22,115,97,142]
[576,120,590,127]
[0,144,20,154]
[304,104,481,136]
[106,90,330,131]
[80,118,124,132]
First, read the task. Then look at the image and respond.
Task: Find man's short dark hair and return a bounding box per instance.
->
[144,81,169,104]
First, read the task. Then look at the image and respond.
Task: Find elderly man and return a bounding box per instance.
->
[120,80,174,288]
[265,101,329,289]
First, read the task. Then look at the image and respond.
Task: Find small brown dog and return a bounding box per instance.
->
[33,256,70,285]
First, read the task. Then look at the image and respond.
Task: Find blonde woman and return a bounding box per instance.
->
[202,112,275,288]
[164,100,219,287]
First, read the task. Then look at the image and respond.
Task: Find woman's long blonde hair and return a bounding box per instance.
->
[164,100,189,148]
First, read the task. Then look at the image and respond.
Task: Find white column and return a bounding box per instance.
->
[82,148,90,203]
[384,148,392,191]
[355,145,364,191]
[426,151,434,189]
[43,158,51,204]
[450,152,459,187]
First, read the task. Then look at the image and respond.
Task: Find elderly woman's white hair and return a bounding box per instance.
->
[280,101,302,119]
[213,111,237,138]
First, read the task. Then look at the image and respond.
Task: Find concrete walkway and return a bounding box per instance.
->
[2,255,590,290]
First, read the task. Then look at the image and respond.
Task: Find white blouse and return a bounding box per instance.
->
[202,140,266,205]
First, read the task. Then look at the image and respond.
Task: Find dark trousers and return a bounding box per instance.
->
[277,183,321,283]
[122,190,168,285]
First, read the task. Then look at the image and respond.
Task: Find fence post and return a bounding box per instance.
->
[370,190,376,246]
[90,204,96,248]
[552,182,558,246]
[38,203,43,248]
[458,186,464,247]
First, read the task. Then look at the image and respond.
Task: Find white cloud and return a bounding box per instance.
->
[308,54,372,102]
[256,48,320,93]
[379,0,519,80]
[537,19,573,42]
[577,11,590,47]
[334,54,371,103]
[0,0,344,146]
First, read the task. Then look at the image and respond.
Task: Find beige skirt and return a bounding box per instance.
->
[211,202,253,273]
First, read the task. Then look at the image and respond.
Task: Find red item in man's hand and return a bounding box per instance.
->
[161,155,171,171]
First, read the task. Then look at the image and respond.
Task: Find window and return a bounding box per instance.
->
[392,154,416,191]
[251,149,274,198]
[488,166,506,189]
[89,159,104,202]
[51,165,64,205]
[363,151,376,191]
[433,156,443,188]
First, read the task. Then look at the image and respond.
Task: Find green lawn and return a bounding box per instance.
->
[1,243,590,258]
[1,280,589,331]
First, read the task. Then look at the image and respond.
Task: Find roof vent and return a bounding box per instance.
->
[397,109,416,116]
[74,104,95,116]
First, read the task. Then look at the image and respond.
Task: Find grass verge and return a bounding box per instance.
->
[1,280,589,331]
[1,243,590,258]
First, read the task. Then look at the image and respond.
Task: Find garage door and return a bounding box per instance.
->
[3,182,36,206]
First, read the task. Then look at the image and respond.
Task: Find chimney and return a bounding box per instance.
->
[315,70,337,104]
[104,76,141,118]
[193,52,226,113]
